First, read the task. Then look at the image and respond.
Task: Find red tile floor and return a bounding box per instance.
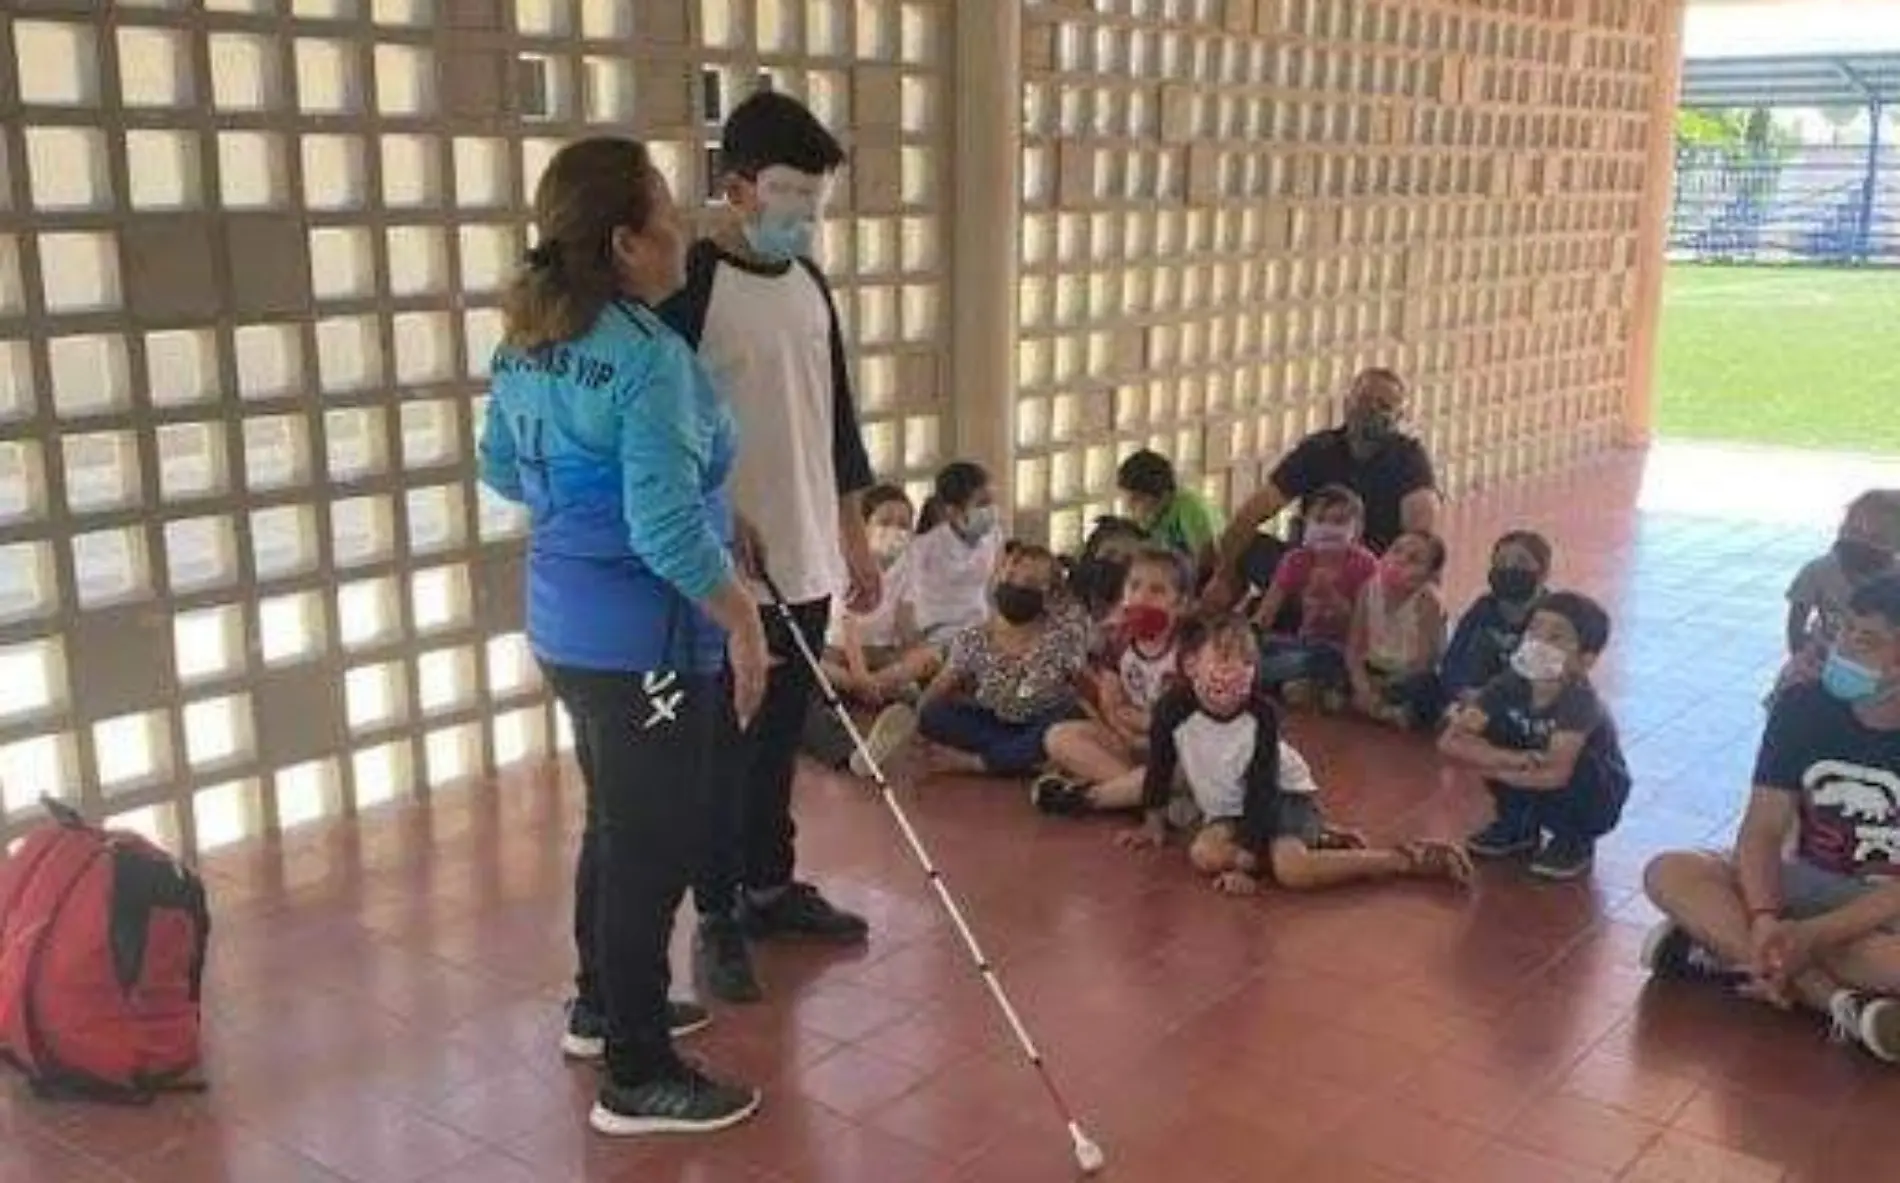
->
[11,442,1900,1182]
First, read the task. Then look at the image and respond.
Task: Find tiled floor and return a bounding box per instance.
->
[12,441,1900,1182]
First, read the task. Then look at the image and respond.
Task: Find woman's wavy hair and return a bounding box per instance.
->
[503,137,660,351]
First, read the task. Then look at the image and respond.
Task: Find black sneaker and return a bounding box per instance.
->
[562,999,713,1060]
[1529,834,1594,880]
[1638,921,1729,983]
[1031,772,1092,817]
[740,882,869,944]
[1465,817,1539,859]
[695,916,763,1004]
[589,1064,761,1137]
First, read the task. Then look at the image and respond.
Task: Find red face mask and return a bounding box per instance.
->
[1121,603,1173,644]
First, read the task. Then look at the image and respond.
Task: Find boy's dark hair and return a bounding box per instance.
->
[722,91,846,177]
[1538,591,1612,656]
[1402,530,1449,577]
[917,460,989,533]
[861,483,910,520]
[1494,529,1553,574]
[1127,543,1193,597]
[1846,490,1900,549]
[1308,483,1364,520]
[1116,449,1177,500]
[1848,573,1900,628]
[1177,612,1257,663]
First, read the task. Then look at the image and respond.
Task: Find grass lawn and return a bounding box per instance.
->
[1656,264,1900,454]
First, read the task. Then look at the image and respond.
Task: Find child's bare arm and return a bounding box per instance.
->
[1785,602,1814,657]
[1252,584,1288,630]
[1345,591,1374,701]
[838,615,872,683]
[916,658,967,711]
[1437,705,1537,775]
[1418,589,1449,668]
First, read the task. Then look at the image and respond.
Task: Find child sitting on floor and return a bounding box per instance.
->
[819,484,941,706]
[1440,590,1632,881]
[1348,529,1448,729]
[1034,545,1193,815]
[1118,614,1472,896]
[1775,490,1900,694]
[903,461,1005,645]
[1253,485,1379,711]
[1442,530,1552,703]
[913,543,1090,777]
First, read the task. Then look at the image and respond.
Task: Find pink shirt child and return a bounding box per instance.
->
[1272,544,1379,646]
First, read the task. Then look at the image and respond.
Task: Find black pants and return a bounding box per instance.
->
[551,663,719,1085]
[694,598,830,918]
[1487,766,1630,844]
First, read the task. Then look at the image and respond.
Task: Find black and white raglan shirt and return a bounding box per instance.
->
[1140,685,1321,850]
[658,240,875,606]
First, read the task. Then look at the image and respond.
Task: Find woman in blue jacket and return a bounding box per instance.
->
[479,137,769,1138]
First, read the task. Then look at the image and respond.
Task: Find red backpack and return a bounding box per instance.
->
[0,798,209,1101]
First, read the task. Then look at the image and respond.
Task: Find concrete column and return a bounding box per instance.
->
[1623,0,1687,447]
[948,0,1021,502]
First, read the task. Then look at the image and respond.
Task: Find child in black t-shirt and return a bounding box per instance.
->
[1118,614,1471,895]
[1442,530,1552,703]
[1440,591,1631,881]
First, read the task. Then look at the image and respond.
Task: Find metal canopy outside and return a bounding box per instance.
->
[1680,51,1900,110]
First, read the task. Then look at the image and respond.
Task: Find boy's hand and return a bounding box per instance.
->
[1116,817,1166,852]
[1212,870,1259,896]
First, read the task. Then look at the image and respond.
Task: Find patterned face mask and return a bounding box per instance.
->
[1192,659,1256,715]
[741,167,828,262]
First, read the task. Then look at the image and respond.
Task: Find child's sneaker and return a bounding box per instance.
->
[1529,833,1594,880]
[1638,920,1732,983]
[1031,772,1092,817]
[1464,817,1539,859]
[1318,687,1348,715]
[850,703,917,780]
[1829,990,1900,1063]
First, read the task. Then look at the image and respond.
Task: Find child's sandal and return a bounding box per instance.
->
[1314,825,1367,851]
[1401,840,1474,886]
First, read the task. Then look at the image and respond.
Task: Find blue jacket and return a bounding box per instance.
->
[479,300,737,674]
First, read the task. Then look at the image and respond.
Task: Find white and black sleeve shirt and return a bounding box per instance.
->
[659,240,874,605]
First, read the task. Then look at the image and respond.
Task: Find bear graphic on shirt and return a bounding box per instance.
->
[1801,759,1900,874]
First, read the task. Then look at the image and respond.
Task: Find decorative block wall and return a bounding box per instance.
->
[0,0,1668,856]
[1016,0,1663,552]
[0,0,950,856]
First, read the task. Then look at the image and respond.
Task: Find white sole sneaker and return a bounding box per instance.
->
[850,704,917,779]
[561,1032,605,1060]
[587,1090,761,1137]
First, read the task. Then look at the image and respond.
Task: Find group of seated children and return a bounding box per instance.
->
[816,450,1639,895]
[824,469,1900,1067]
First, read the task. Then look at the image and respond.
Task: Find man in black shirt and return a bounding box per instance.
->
[1642,575,1900,1064]
[1206,368,1440,609]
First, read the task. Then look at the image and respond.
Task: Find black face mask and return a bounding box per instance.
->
[1835,538,1892,577]
[1488,567,1540,603]
[1346,411,1398,453]
[994,583,1047,625]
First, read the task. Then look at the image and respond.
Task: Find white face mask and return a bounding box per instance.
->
[868,524,909,564]
[959,505,997,540]
[1306,522,1351,551]
[1511,637,1568,683]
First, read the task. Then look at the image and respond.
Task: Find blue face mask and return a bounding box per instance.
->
[743,209,816,262]
[1822,650,1887,704]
